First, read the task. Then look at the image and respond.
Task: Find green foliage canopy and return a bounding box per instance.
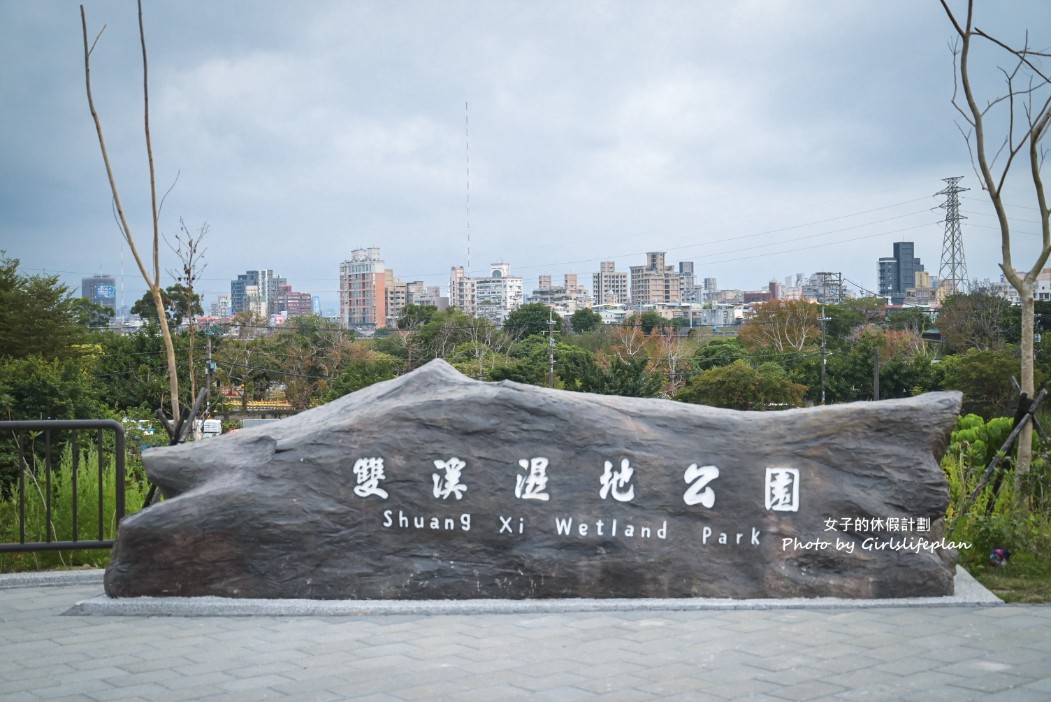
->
[676,360,806,410]
[938,348,1029,418]
[504,303,559,339]
[0,253,93,360]
[130,284,203,327]
[569,308,602,333]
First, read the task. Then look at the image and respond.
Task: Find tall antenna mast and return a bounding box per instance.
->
[119,240,125,324]
[937,176,969,295]
[465,101,471,276]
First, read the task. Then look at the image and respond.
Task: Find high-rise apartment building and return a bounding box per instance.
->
[678,261,701,303]
[449,266,477,316]
[801,272,846,304]
[630,252,681,306]
[592,261,629,305]
[339,247,387,329]
[383,274,429,325]
[414,286,448,310]
[231,269,286,316]
[230,271,258,315]
[211,294,230,318]
[475,263,524,325]
[448,264,523,324]
[82,274,117,324]
[528,273,593,315]
[275,285,313,318]
[878,242,925,305]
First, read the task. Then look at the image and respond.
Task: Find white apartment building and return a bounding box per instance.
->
[211,294,230,318]
[448,263,524,324]
[475,263,524,325]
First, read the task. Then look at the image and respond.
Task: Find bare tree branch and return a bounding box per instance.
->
[158,170,180,219]
[81,2,182,430]
[940,0,1051,491]
[974,28,1051,84]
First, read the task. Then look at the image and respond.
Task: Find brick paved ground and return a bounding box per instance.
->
[2,577,1050,701]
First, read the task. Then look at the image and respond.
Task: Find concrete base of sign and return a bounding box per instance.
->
[105,360,963,600]
[69,567,1002,616]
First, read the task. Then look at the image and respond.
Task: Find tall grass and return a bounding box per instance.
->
[0,447,148,572]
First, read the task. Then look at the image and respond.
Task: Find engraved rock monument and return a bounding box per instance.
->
[105,359,963,599]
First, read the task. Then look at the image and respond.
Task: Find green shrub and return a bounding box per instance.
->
[944,414,1051,567]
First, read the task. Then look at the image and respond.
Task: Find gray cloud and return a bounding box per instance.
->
[2,0,1048,312]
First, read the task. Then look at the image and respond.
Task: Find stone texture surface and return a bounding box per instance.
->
[105,359,962,600]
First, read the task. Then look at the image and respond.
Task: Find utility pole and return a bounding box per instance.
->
[206,334,215,412]
[819,273,831,405]
[873,346,880,401]
[547,308,556,388]
[820,303,827,405]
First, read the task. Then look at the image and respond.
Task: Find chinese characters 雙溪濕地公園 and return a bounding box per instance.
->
[353,456,797,508]
[358,455,814,546]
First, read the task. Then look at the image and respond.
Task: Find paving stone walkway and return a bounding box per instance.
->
[2,574,1050,701]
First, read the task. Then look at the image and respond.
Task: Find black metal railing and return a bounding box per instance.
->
[0,420,126,553]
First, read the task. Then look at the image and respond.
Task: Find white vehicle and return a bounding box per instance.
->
[195,419,223,438]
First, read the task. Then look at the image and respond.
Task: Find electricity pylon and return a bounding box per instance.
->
[937,176,969,295]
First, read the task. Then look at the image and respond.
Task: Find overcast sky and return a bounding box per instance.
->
[3,1,1050,316]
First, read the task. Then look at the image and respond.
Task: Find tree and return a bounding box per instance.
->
[938,348,1027,418]
[941,0,1051,487]
[648,328,691,396]
[625,310,680,335]
[559,352,664,398]
[130,284,203,328]
[0,355,102,421]
[569,308,602,333]
[0,253,93,360]
[691,337,748,372]
[567,324,613,353]
[488,336,552,385]
[271,314,356,408]
[885,308,931,336]
[676,360,806,411]
[405,308,512,372]
[81,2,185,437]
[82,298,114,328]
[822,302,866,342]
[827,327,934,403]
[840,297,887,325]
[0,355,103,495]
[504,303,559,339]
[213,311,275,411]
[935,289,1018,354]
[397,303,438,330]
[409,308,472,362]
[89,326,168,411]
[167,218,207,409]
[326,350,399,399]
[458,315,514,380]
[738,300,820,355]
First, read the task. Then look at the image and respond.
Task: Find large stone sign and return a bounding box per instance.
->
[105,360,964,600]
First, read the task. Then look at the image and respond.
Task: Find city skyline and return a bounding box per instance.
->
[4,2,1050,314]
